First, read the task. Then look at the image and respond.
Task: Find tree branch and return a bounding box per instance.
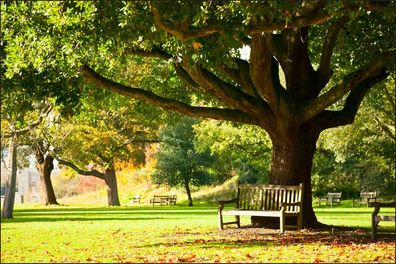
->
[249,34,278,106]
[317,15,348,86]
[56,158,106,180]
[80,65,261,126]
[301,51,394,122]
[247,12,332,34]
[174,64,201,91]
[234,58,260,98]
[1,103,52,139]
[374,117,395,141]
[151,4,224,41]
[316,68,389,130]
[125,46,173,60]
[182,62,271,118]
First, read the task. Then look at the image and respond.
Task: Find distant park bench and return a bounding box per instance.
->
[370,201,396,240]
[130,194,141,205]
[218,182,304,233]
[353,191,378,207]
[150,195,177,206]
[319,192,342,207]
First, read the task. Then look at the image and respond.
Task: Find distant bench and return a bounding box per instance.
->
[319,192,342,207]
[370,202,396,240]
[130,194,141,205]
[353,192,378,207]
[218,183,304,233]
[150,195,177,206]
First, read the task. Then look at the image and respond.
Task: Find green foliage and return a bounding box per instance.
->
[312,76,395,198]
[51,89,160,170]
[152,117,220,189]
[195,120,271,183]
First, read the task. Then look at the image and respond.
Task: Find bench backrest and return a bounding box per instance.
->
[237,183,303,213]
[327,192,341,201]
[361,192,377,199]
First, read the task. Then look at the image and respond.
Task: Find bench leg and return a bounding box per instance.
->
[236,215,240,228]
[218,211,224,230]
[280,209,285,233]
[297,214,302,231]
[371,216,378,240]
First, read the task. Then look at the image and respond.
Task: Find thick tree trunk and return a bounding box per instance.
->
[104,168,120,206]
[184,178,193,206]
[36,155,58,205]
[33,142,58,205]
[1,137,18,219]
[267,125,320,228]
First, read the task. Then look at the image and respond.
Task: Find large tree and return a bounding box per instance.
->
[3,1,395,226]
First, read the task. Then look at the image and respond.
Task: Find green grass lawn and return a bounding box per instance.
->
[1,204,395,263]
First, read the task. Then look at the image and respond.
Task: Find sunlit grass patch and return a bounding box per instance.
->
[1,204,395,263]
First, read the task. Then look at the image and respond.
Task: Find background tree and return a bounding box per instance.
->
[2,1,395,226]
[52,89,160,206]
[0,98,52,218]
[195,120,272,184]
[31,140,58,205]
[152,117,218,206]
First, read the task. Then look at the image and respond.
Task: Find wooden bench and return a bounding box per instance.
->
[370,202,396,240]
[218,183,304,233]
[150,195,177,206]
[319,192,342,207]
[353,191,377,207]
[130,194,141,205]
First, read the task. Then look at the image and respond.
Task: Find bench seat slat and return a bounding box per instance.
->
[375,215,395,221]
[222,210,282,217]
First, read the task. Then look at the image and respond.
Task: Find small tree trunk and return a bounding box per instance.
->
[184,178,193,206]
[36,155,58,205]
[1,137,18,219]
[33,142,58,205]
[104,168,120,206]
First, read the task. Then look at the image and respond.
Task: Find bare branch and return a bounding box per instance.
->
[57,158,105,180]
[80,65,261,126]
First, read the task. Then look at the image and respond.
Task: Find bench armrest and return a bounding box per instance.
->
[218,198,238,205]
[369,201,396,208]
[218,198,238,211]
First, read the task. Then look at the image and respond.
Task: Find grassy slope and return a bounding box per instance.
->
[57,175,239,206]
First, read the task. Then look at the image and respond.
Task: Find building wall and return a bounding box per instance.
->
[1,149,60,204]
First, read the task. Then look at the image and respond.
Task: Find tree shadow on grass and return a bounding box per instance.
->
[139,227,395,250]
[1,216,172,223]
